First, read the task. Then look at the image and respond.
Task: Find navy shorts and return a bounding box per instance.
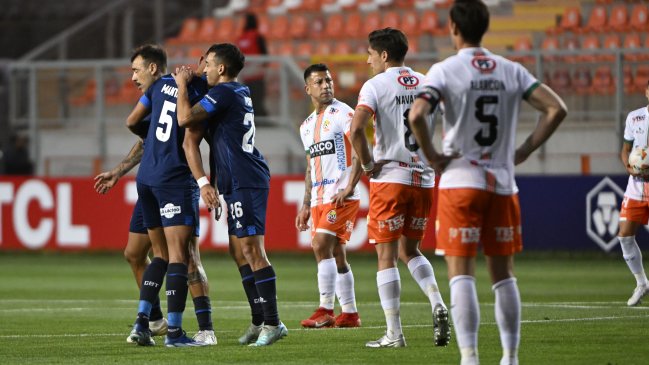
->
[129,199,147,234]
[137,182,200,236]
[223,188,268,238]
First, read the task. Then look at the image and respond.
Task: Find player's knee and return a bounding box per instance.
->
[188,266,208,285]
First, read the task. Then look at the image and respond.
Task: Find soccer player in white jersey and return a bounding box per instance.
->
[408,1,567,364]
[617,81,649,307]
[296,63,362,328]
[349,28,451,348]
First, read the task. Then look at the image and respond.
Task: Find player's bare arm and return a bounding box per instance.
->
[515,84,568,165]
[332,147,362,208]
[296,155,312,231]
[125,102,151,135]
[182,125,221,218]
[174,67,209,128]
[94,139,144,194]
[350,106,383,177]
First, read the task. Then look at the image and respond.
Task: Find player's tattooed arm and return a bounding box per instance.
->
[295,155,312,231]
[93,140,143,194]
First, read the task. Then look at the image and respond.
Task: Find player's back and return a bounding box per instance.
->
[202,81,270,194]
[138,75,207,187]
[427,48,538,168]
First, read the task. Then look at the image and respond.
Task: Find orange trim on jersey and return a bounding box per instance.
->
[355,104,375,116]
[314,112,325,205]
[344,133,353,167]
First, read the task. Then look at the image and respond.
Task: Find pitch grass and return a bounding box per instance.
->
[0,252,648,364]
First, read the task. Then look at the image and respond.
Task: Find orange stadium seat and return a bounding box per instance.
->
[196,18,218,43]
[294,0,320,11]
[624,66,634,94]
[401,10,419,36]
[269,15,290,40]
[325,13,345,39]
[256,14,270,36]
[510,36,533,64]
[70,80,96,106]
[601,34,620,62]
[623,33,642,61]
[629,4,649,32]
[420,10,447,35]
[215,17,235,42]
[308,16,326,39]
[549,69,571,93]
[188,46,204,59]
[362,12,382,38]
[580,5,606,33]
[634,66,649,93]
[335,40,354,55]
[296,42,314,58]
[345,12,363,39]
[591,66,615,95]
[393,0,414,8]
[290,13,309,39]
[408,37,419,54]
[167,18,200,45]
[277,41,294,56]
[246,0,268,13]
[572,68,592,95]
[541,35,560,61]
[314,41,333,55]
[382,11,401,29]
[557,7,581,33]
[579,35,600,62]
[607,4,627,32]
[563,36,580,63]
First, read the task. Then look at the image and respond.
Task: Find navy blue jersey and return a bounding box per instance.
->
[136,75,208,187]
[199,82,270,194]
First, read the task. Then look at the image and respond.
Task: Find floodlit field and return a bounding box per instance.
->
[0,252,648,364]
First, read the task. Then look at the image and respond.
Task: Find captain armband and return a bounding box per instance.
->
[416,86,441,113]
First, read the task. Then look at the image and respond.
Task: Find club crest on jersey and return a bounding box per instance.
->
[327,209,337,223]
[471,57,496,74]
[160,203,181,218]
[397,75,419,89]
[322,119,331,132]
[309,139,335,157]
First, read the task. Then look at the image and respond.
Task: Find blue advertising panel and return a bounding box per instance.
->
[517,175,645,252]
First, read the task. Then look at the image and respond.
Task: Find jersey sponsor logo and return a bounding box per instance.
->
[334,132,346,171]
[244,96,252,106]
[327,209,337,223]
[312,178,336,187]
[328,107,339,115]
[160,203,181,218]
[143,280,160,288]
[166,290,176,296]
[309,139,335,157]
[378,214,405,232]
[397,75,419,89]
[449,227,481,244]
[494,226,514,242]
[345,220,354,233]
[161,84,178,98]
[409,217,428,231]
[470,79,505,91]
[632,115,646,122]
[395,94,417,105]
[471,57,497,74]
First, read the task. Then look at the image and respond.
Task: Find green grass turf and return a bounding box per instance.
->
[0,252,648,364]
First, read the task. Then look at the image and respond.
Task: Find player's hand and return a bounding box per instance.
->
[628,167,649,182]
[200,184,219,212]
[332,188,351,208]
[93,171,119,194]
[295,205,311,231]
[430,153,460,174]
[172,66,194,86]
[364,160,387,178]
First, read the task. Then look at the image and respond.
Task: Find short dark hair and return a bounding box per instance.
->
[450,0,490,45]
[368,28,408,63]
[303,63,329,82]
[206,43,245,78]
[130,44,167,72]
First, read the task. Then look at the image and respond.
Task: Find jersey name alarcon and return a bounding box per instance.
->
[199,81,270,195]
[137,75,207,187]
[623,106,649,201]
[423,47,539,194]
[300,99,360,206]
[357,67,435,188]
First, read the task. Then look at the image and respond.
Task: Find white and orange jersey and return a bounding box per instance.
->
[423,47,539,195]
[623,106,649,201]
[357,66,435,188]
[300,99,360,206]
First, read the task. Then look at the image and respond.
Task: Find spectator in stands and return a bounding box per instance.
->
[408,1,567,365]
[236,13,268,118]
[616,80,649,308]
[3,133,34,175]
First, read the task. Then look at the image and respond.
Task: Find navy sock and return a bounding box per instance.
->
[193,296,213,331]
[166,263,189,339]
[149,296,163,321]
[254,265,279,326]
[239,264,264,326]
[136,257,167,330]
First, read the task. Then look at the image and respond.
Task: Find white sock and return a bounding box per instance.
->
[619,236,649,286]
[317,258,337,310]
[493,278,520,365]
[377,267,402,339]
[407,255,445,308]
[336,269,358,313]
[450,275,480,364]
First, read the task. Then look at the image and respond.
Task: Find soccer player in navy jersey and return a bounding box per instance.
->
[94,118,216,345]
[173,43,287,347]
[122,44,211,347]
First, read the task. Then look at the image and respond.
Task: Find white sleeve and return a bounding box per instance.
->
[422,63,445,92]
[515,63,539,96]
[623,113,634,143]
[357,80,378,114]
